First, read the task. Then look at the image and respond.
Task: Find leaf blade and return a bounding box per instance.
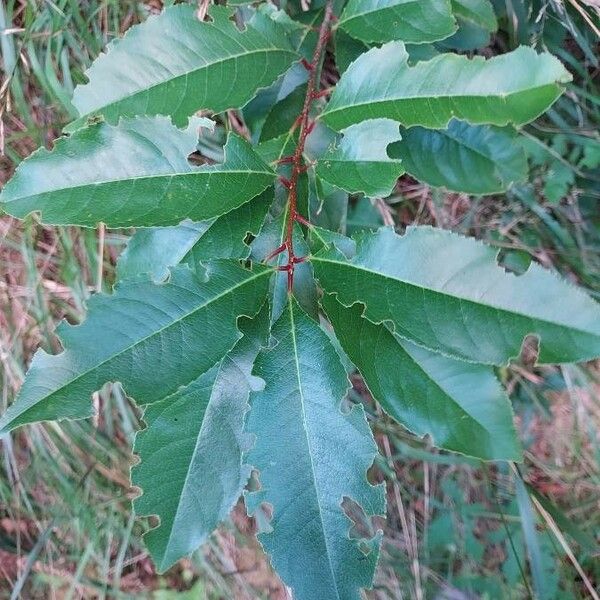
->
[316,119,404,197]
[67,5,299,128]
[389,120,527,194]
[312,227,600,365]
[322,295,521,460]
[0,262,270,434]
[245,299,385,600]
[1,117,274,228]
[321,42,571,131]
[132,309,268,572]
[339,0,456,44]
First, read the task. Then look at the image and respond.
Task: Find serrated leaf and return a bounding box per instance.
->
[66,5,298,129]
[322,295,521,460]
[316,119,404,197]
[0,117,274,228]
[245,299,385,600]
[0,262,270,434]
[132,308,268,572]
[338,0,456,44]
[388,119,527,194]
[312,226,600,365]
[320,42,571,131]
[117,188,273,280]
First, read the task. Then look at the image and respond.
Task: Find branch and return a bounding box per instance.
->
[269,1,335,292]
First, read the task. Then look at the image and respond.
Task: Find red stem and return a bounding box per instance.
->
[279,1,334,293]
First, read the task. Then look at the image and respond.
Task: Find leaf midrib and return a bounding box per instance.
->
[287,301,341,599]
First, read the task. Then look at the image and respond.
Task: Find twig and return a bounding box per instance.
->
[268,1,334,292]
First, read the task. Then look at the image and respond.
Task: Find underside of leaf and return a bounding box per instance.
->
[132,308,269,572]
[245,299,385,600]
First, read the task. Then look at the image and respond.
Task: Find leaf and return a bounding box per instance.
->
[66,5,298,129]
[441,0,497,50]
[132,308,269,572]
[116,188,273,280]
[245,299,385,600]
[308,173,348,233]
[320,42,571,131]
[316,119,404,197]
[0,262,270,434]
[311,226,600,365]
[388,119,527,194]
[322,295,521,460]
[338,0,456,44]
[0,117,274,228]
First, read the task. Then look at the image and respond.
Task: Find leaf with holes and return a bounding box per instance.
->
[0,117,274,228]
[321,42,571,130]
[245,298,385,600]
[322,295,521,460]
[66,4,299,130]
[0,262,270,434]
[2,4,598,596]
[132,307,268,572]
[316,119,404,197]
[312,227,600,365]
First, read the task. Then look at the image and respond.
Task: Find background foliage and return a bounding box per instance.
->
[0,0,599,598]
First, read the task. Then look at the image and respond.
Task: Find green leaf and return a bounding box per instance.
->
[322,295,521,460]
[316,119,404,197]
[320,42,571,131]
[0,262,270,434]
[0,117,274,228]
[117,188,273,280]
[312,226,600,365]
[66,5,298,129]
[245,299,385,600]
[338,0,456,44]
[132,308,268,572]
[388,119,527,194]
[441,0,497,50]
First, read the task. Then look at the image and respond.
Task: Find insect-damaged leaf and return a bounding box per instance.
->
[321,42,571,131]
[0,262,270,434]
[245,299,385,600]
[116,188,273,281]
[322,295,521,461]
[66,5,299,129]
[132,308,269,572]
[316,119,404,197]
[0,117,274,228]
[312,227,600,365]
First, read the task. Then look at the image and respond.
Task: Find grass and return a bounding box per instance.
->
[1,0,599,598]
